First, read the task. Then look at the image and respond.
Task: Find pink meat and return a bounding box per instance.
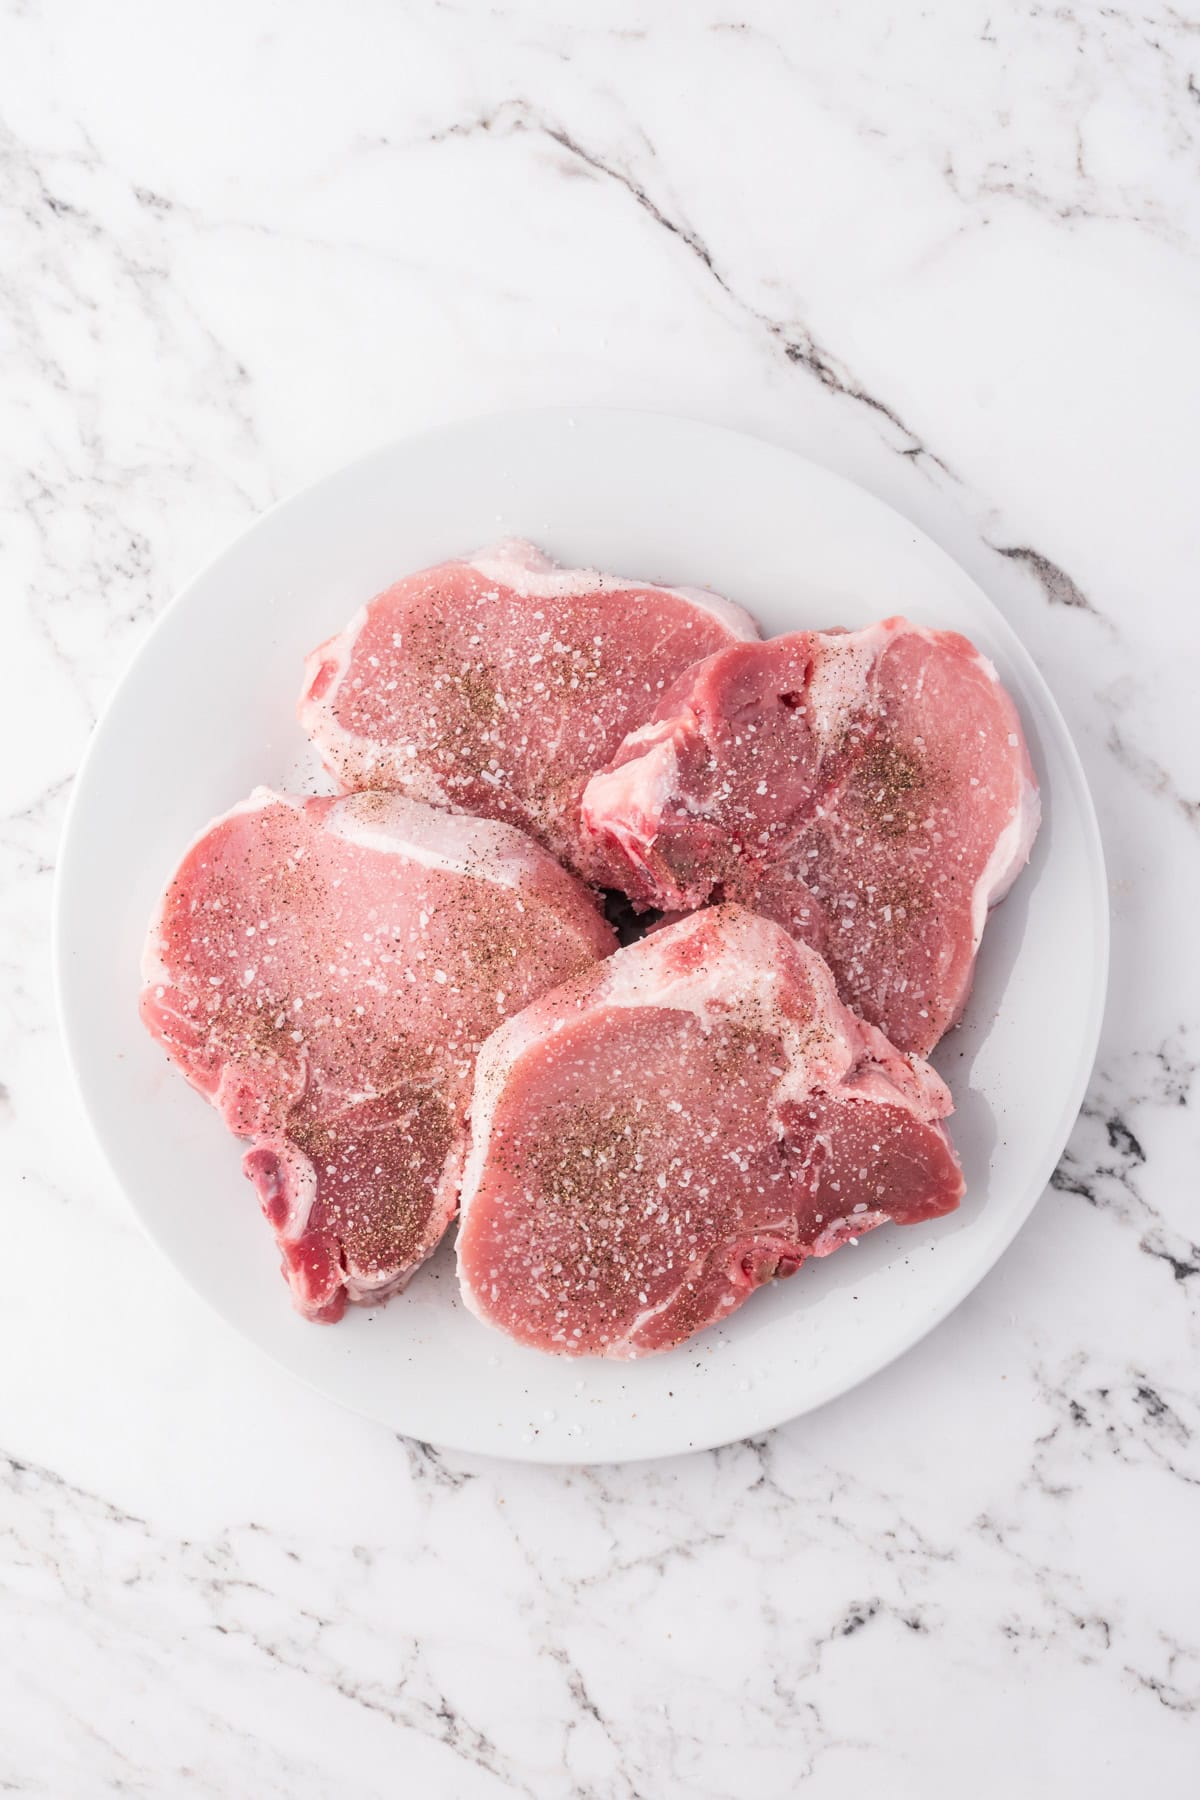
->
[457,905,964,1358]
[581,619,1039,1055]
[141,789,614,1322]
[298,539,759,875]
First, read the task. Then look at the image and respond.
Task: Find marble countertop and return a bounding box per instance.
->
[3,2,1198,1793]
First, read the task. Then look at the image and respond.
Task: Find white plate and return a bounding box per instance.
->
[54,409,1107,1463]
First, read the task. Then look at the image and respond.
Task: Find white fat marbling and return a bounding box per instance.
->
[2,2,1198,1794]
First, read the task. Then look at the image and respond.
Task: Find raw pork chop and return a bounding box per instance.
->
[457,905,963,1357]
[298,539,759,874]
[141,789,614,1322]
[581,620,1039,1055]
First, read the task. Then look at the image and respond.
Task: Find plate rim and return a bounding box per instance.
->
[52,404,1110,1463]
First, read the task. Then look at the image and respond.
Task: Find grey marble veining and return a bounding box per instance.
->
[1,2,1197,1794]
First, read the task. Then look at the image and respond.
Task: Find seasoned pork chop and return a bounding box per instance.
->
[582,619,1039,1054]
[141,790,614,1321]
[298,539,759,874]
[457,906,963,1357]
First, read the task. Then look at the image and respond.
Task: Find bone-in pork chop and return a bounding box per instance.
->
[457,905,963,1357]
[141,790,615,1322]
[298,539,759,875]
[581,620,1039,1054]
